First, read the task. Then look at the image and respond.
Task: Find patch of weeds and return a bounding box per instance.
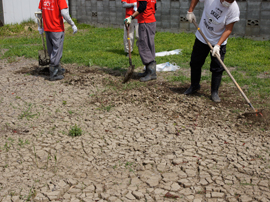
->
[18,138,30,147]
[4,142,11,152]
[68,124,82,137]
[122,81,146,90]
[8,137,15,143]
[168,74,188,83]
[54,153,58,173]
[25,187,36,201]
[55,108,60,113]
[125,161,134,172]
[15,96,21,99]
[61,131,67,135]
[68,110,74,115]
[7,56,17,63]
[18,103,39,120]
[62,100,67,105]
[33,146,38,167]
[97,104,114,112]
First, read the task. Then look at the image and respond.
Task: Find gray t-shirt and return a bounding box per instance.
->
[196,0,240,45]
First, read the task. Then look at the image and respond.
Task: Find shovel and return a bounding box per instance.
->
[123,22,135,83]
[192,20,260,114]
[35,12,50,66]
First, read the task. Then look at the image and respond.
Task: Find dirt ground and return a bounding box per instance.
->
[0,57,269,202]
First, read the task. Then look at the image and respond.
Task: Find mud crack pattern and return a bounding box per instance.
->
[0,58,269,202]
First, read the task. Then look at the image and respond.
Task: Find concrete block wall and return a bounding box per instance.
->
[69,0,270,37]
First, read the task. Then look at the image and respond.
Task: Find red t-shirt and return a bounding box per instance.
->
[122,0,138,19]
[38,0,68,32]
[137,0,156,23]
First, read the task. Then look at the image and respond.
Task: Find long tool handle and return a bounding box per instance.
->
[41,33,47,57]
[192,20,256,112]
[35,13,47,57]
[125,22,132,66]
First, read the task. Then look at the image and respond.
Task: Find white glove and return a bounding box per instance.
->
[133,2,137,11]
[72,25,78,34]
[124,16,132,24]
[186,11,196,23]
[38,27,44,35]
[212,45,220,57]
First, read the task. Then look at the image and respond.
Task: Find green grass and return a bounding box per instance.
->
[0,20,269,103]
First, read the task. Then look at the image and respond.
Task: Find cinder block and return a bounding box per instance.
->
[260,20,270,35]
[97,6,103,12]
[179,22,189,31]
[97,1,103,7]
[171,1,180,8]
[260,10,270,20]
[232,20,246,36]
[261,2,270,10]
[161,1,171,9]
[161,15,171,21]
[237,2,247,11]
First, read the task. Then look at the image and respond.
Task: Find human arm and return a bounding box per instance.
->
[61,8,77,34]
[188,0,200,12]
[130,1,147,18]
[122,1,136,8]
[124,1,147,24]
[212,22,235,57]
[186,0,200,23]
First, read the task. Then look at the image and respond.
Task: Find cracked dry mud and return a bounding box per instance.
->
[0,57,269,202]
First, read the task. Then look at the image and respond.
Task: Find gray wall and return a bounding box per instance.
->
[69,0,270,37]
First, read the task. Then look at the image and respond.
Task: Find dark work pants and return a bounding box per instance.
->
[190,38,226,86]
[137,22,156,65]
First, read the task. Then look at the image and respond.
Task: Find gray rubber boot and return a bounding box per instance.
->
[49,65,64,81]
[211,72,222,102]
[140,61,157,82]
[57,64,65,75]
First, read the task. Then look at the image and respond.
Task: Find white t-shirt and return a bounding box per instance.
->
[196,0,240,45]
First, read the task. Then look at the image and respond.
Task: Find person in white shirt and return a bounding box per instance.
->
[184,0,240,102]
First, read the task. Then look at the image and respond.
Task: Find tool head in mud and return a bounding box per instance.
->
[123,65,135,83]
[38,50,50,66]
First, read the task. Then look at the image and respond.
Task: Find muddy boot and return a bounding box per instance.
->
[184,84,201,95]
[137,66,148,78]
[140,61,156,82]
[49,65,64,81]
[211,72,222,102]
[184,67,201,95]
[57,64,65,75]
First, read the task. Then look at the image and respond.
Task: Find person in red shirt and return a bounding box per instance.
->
[37,0,77,81]
[124,0,157,82]
[122,0,139,56]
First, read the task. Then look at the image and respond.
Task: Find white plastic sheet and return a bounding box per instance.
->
[156,62,180,72]
[155,49,182,57]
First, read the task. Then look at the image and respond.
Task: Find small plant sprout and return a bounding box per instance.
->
[68,124,82,137]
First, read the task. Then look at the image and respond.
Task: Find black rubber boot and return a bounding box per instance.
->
[184,67,201,95]
[211,72,222,102]
[49,65,64,81]
[140,61,157,82]
[184,84,201,95]
[137,66,148,78]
